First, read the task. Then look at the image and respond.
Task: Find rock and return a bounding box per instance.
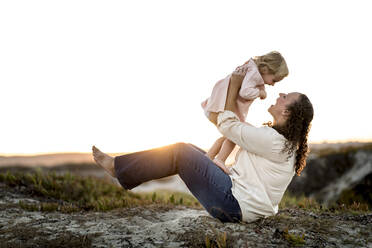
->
[287,147,372,207]
[1,144,372,247]
[0,186,371,247]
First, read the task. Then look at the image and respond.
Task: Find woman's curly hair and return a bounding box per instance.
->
[271,94,314,176]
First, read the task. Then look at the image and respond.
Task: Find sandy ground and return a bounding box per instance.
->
[1,142,372,247]
[1,183,371,248]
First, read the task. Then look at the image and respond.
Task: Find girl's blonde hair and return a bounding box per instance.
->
[253,51,289,81]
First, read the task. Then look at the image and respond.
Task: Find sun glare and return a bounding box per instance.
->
[1,1,371,155]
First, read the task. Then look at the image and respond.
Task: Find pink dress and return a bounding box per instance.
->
[201,58,266,121]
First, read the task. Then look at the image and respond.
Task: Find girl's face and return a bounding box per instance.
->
[262,73,277,86]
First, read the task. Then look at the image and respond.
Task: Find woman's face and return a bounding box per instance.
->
[268,92,301,123]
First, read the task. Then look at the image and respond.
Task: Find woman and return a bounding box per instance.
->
[92,73,314,223]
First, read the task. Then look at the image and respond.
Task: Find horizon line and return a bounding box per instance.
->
[1,139,372,157]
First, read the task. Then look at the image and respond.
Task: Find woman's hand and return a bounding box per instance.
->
[230,73,245,88]
[225,74,244,113]
[208,74,244,125]
[208,112,218,125]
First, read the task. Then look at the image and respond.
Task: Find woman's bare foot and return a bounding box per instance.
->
[92,146,116,178]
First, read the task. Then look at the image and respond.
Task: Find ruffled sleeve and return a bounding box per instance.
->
[234,59,265,100]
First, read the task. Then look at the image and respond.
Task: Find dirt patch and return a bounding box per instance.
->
[1,177,371,247]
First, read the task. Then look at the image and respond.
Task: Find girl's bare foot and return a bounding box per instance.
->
[92,146,116,178]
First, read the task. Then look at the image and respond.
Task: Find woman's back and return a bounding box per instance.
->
[217,112,296,221]
[230,147,295,221]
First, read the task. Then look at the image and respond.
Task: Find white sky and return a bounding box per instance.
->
[1,0,371,155]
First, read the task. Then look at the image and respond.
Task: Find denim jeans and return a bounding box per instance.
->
[114,142,242,223]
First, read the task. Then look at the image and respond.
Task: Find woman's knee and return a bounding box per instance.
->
[173,142,189,150]
[172,142,207,175]
[172,142,196,158]
[173,142,204,154]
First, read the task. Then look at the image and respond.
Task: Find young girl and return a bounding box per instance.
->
[201,51,289,172]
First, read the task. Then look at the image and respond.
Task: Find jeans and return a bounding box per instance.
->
[114,142,242,223]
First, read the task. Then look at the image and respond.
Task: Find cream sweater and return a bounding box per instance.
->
[217,111,296,222]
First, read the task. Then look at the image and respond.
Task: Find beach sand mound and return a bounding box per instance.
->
[1,182,371,248]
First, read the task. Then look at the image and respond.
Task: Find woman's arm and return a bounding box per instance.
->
[216,112,274,158]
[209,74,244,125]
[209,74,274,158]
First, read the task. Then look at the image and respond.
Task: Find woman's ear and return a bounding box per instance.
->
[282,109,290,117]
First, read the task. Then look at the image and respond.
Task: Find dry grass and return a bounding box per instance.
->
[0,170,369,215]
[0,170,200,212]
[279,191,369,213]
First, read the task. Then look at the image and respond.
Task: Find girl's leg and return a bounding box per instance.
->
[205,137,225,160]
[215,139,236,164]
[114,142,242,223]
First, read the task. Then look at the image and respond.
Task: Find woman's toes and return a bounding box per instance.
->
[91,146,115,178]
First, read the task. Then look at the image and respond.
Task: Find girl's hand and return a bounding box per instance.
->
[259,90,267,100]
[256,85,266,99]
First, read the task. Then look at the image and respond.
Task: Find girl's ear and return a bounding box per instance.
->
[260,65,269,75]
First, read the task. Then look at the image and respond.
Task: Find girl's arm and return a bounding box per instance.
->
[236,62,263,100]
[239,78,261,100]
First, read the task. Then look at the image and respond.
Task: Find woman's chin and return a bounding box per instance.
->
[268,106,275,116]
